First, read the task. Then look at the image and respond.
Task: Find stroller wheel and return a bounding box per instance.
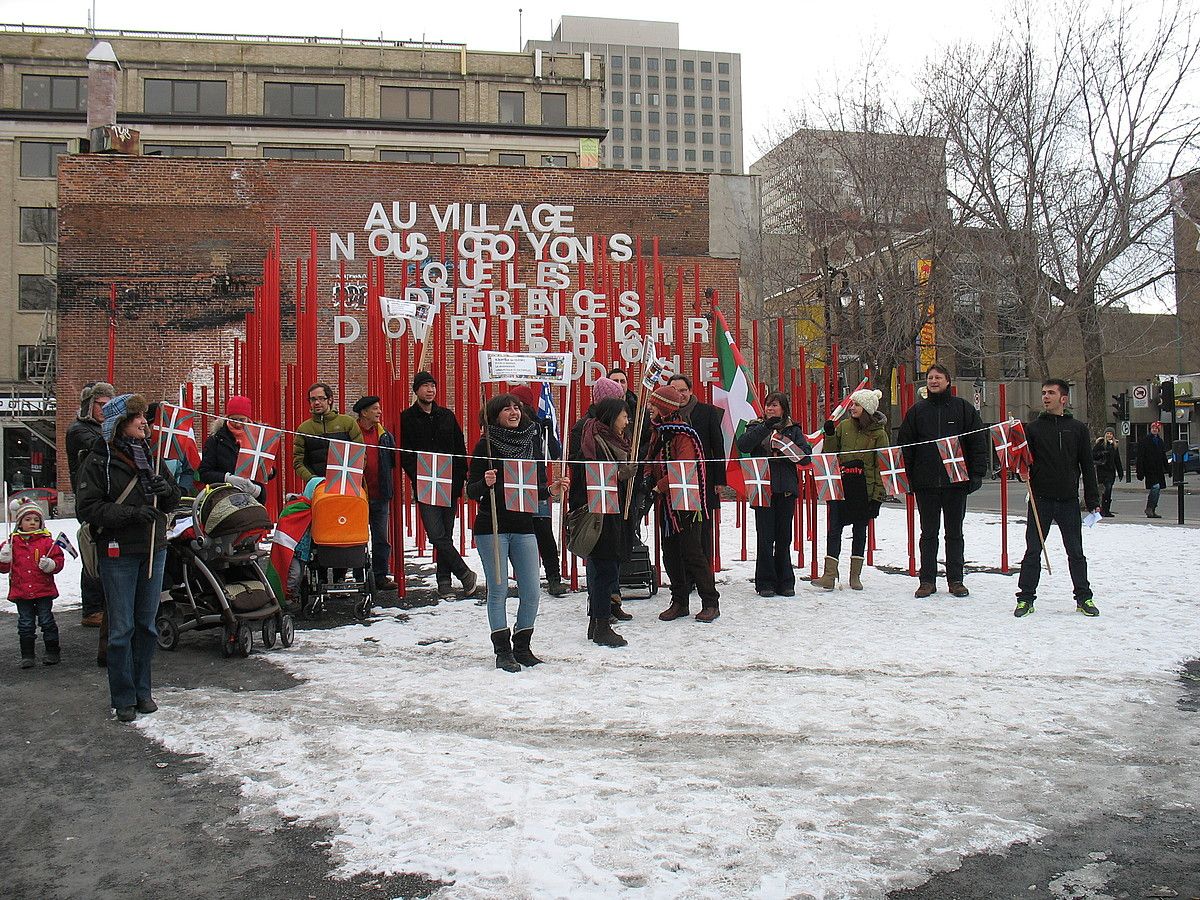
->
[155,617,180,651]
[279,614,296,648]
[261,617,277,649]
[353,597,371,620]
[235,623,253,658]
[220,624,237,658]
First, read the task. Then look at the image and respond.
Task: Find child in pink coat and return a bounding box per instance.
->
[0,501,65,668]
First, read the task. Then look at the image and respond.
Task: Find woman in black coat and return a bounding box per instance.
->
[197,395,270,500]
[735,392,812,596]
[1135,421,1170,518]
[568,397,636,647]
[1091,428,1123,517]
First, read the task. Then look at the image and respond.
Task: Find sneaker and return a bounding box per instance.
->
[546,580,569,597]
[947,582,970,598]
[436,579,455,597]
[460,570,480,596]
[115,706,137,723]
[914,582,937,598]
[375,576,399,592]
[136,697,159,714]
[19,655,35,670]
[757,587,776,597]
[1076,599,1100,617]
[81,612,103,628]
[1014,600,1035,618]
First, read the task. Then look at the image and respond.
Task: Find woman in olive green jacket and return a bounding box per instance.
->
[813,389,889,591]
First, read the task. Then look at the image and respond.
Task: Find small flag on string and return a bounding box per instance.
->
[234,423,283,484]
[876,446,909,497]
[502,459,539,513]
[738,457,772,507]
[666,460,702,511]
[584,462,620,514]
[990,419,1032,477]
[155,404,202,469]
[326,440,366,497]
[770,432,807,463]
[416,451,454,507]
[937,436,969,483]
[811,453,844,501]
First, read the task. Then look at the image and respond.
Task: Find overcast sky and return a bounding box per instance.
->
[0,0,1007,164]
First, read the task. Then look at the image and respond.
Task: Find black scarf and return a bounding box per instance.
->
[487,421,540,461]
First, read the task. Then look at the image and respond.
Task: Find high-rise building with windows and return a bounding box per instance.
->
[527,16,743,175]
[0,24,604,485]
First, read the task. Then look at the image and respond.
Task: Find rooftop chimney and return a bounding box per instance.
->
[85,41,120,133]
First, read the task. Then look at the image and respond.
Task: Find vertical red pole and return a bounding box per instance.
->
[809,473,819,580]
[751,320,760,394]
[905,382,917,577]
[999,382,1009,573]
[831,342,840,402]
[107,284,118,383]
[776,317,785,392]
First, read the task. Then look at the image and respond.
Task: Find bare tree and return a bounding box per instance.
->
[925,0,1200,432]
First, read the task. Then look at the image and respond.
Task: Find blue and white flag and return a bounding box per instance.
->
[537,381,562,459]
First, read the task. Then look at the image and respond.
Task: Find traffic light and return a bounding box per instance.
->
[1160,379,1175,410]
[1111,391,1127,421]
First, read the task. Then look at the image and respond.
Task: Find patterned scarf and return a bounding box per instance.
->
[581,417,631,461]
[112,435,157,493]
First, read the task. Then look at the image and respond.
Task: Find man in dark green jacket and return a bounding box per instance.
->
[292,382,363,482]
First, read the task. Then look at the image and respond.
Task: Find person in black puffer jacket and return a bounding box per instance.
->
[1091,428,1123,517]
[75,393,181,723]
[66,380,114,628]
[897,364,989,599]
[198,395,272,500]
[736,392,811,597]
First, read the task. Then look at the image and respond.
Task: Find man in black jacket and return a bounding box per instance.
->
[669,374,726,567]
[399,371,478,597]
[1135,421,1169,519]
[65,380,114,627]
[897,364,988,598]
[1014,379,1102,618]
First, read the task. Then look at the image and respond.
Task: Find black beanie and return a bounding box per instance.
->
[412,371,436,392]
[353,395,381,414]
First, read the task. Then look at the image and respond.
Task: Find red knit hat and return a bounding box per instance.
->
[226,395,253,419]
[510,384,538,410]
[649,384,685,415]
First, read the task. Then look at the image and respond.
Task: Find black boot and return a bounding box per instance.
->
[610,595,633,621]
[546,577,569,597]
[512,628,544,666]
[43,639,61,666]
[590,617,628,647]
[490,629,521,673]
[19,635,35,669]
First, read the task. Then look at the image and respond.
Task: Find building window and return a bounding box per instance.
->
[630,128,642,140]
[649,129,660,141]
[666,94,677,108]
[541,92,568,126]
[144,78,227,115]
[649,147,661,161]
[647,75,659,89]
[720,132,732,146]
[648,111,660,124]
[142,144,227,158]
[611,55,623,69]
[18,208,57,244]
[630,110,642,123]
[380,86,460,121]
[612,147,625,160]
[683,59,695,73]
[684,77,695,91]
[684,96,695,108]
[720,115,731,127]
[262,146,345,160]
[719,62,730,74]
[684,113,696,126]
[263,82,344,118]
[702,114,713,126]
[18,345,47,381]
[703,132,714,145]
[647,57,659,72]
[665,76,677,90]
[541,155,568,167]
[611,109,624,123]
[685,149,696,161]
[701,61,712,73]
[629,57,641,70]
[685,131,696,143]
[719,97,731,111]
[630,92,641,105]
[649,94,659,106]
[498,153,525,166]
[720,151,732,164]
[703,150,714,162]
[629,74,642,89]
[701,96,713,109]
[612,127,624,140]
[611,91,624,104]
[667,148,679,161]
[21,75,87,111]
[499,91,526,125]
[719,80,730,92]
[702,79,713,91]
[379,150,461,163]
[19,141,68,179]
[18,275,55,311]
[612,73,624,87]
[666,112,678,125]
[666,130,678,142]
[630,147,643,160]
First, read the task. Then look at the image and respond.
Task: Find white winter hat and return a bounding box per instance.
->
[850,389,883,416]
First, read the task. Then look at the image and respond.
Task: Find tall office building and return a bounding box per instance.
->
[0,23,604,485]
[528,16,743,174]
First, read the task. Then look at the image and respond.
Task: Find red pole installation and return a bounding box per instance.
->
[999,382,1009,573]
[904,382,917,577]
[776,317,785,393]
[106,283,118,383]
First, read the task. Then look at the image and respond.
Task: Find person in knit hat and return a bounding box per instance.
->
[399,371,478,598]
[509,383,568,597]
[76,393,182,722]
[812,388,889,592]
[198,395,271,500]
[353,394,399,591]
[646,384,721,622]
[65,380,114,628]
[1,500,65,668]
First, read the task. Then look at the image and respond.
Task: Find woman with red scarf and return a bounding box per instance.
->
[198,395,270,499]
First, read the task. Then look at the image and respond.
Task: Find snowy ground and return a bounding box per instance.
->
[43,506,1200,898]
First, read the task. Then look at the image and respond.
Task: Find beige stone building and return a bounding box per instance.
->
[0,23,606,485]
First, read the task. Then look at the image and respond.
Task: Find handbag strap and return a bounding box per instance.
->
[114,477,138,506]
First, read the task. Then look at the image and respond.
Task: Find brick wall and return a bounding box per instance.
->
[56,156,740,487]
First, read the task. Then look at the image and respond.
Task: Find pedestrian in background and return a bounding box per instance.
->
[1,501,65,669]
[1135,421,1169,519]
[66,380,113,631]
[1092,427,1123,517]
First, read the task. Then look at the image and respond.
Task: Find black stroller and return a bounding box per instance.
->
[157,483,295,657]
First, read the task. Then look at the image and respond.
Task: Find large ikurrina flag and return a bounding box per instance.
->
[709,306,763,498]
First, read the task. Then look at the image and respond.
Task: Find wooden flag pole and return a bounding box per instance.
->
[480,386,503,579]
[623,382,649,519]
[146,419,164,580]
[1026,487,1053,575]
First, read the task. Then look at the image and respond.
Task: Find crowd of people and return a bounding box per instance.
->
[6,365,1135,715]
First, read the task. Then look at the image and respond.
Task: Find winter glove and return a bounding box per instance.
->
[823,420,837,436]
[147,475,173,498]
[764,417,782,429]
[132,506,159,525]
[967,477,983,494]
[224,473,256,494]
[38,555,56,573]
[0,543,11,564]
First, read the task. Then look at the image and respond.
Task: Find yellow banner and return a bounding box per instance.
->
[915,260,936,371]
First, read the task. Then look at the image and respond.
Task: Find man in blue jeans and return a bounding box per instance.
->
[355,395,398,591]
[1015,379,1102,618]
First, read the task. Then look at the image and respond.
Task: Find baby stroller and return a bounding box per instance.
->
[157,483,295,657]
[297,481,376,619]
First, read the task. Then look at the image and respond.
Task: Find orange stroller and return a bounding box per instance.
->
[297,481,376,619]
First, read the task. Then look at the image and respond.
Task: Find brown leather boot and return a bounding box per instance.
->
[811,556,838,591]
[914,582,937,598]
[695,606,720,623]
[610,595,633,621]
[658,602,690,621]
[849,556,865,591]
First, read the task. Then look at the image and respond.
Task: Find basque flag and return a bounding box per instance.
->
[326,440,366,497]
[738,457,772,508]
[234,423,282,484]
[502,459,539,513]
[811,454,844,501]
[584,461,620,514]
[416,451,454,507]
[155,403,202,469]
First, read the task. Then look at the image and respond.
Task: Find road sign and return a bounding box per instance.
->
[1131,384,1150,408]
[1121,421,1131,436]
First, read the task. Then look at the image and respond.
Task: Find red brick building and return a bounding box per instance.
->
[55,156,741,489]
